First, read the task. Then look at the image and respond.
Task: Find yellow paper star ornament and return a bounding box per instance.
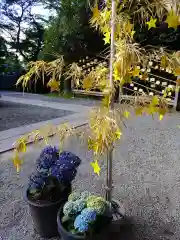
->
[115,130,122,140]
[90,160,101,176]
[146,17,157,30]
[92,4,100,19]
[166,10,180,29]
[131,67,141,77]
[159,114,164,121]
[103,31,111,45]
[123,110,130,119]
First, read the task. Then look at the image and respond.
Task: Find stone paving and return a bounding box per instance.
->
[0,109,180,239]
[0,101,73,132]
[0,92,90,152]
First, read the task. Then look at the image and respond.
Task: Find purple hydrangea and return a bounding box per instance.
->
[59,151,81,168]
[36,145,59,173]
[29,147,81,191]
[49,152,81,184]
[28,172,47,189]
[50,163,77,184]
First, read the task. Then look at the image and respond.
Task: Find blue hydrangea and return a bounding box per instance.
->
[74,215,89,232]
[59,151,81,168]
[74,208,96,233]
[81,208,97,222]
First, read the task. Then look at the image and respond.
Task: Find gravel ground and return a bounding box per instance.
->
[0,101,73,131]
[0,112,180,240]
[0,91,99,107]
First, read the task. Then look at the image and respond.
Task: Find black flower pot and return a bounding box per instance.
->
[25,184,71,238]
[57,206,112,240]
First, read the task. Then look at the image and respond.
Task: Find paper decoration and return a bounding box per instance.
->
[146,17,157,30]
[166,10,180,29]
[90,160,101,176]
[148,61,153,66]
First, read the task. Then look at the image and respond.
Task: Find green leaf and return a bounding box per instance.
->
[61,215,70,223]
[29,188,38,195]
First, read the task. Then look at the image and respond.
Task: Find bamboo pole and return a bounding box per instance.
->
[106,0,116,202]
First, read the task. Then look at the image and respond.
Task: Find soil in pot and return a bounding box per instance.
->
[26,184,71,238]
[57,206,112,240]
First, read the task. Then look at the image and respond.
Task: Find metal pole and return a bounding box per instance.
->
[175,76,180,111]
[106,0,116,202]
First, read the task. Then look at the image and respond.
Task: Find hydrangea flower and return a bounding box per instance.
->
[50,163,77,184]
[29,147,82,200]
[87,196,107,214]
[81,208,97,222]
[68,192,81,201]
[73,199,86,214]
[63,200,76,216]
[59,151,81,168]
[63,199,86,217]
[74,208,97,233]
[80,191,91,200]
[74,215,89,232]
[28,172,47,189]
[36,145,59,173]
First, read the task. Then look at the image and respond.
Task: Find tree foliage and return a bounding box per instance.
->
[40,0,105,62]
[0,0,45,61]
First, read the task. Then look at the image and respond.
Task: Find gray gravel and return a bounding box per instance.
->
[0,111,180,239]
[0,101,73,131]
[0,91,99,107]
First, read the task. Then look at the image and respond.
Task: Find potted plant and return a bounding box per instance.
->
[57,191,112,240]
[25,145,81,238]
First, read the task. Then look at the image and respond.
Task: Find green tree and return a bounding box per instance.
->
[10,20,44,62]
[0,0,45,61]
[41,0,104,62]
